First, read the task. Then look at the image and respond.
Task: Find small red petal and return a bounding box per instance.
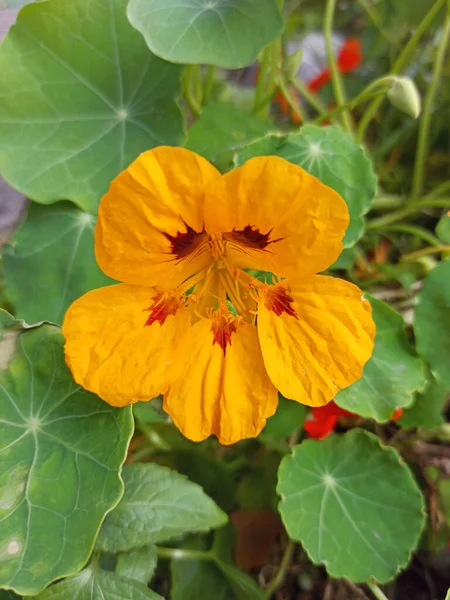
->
[391,408,404,421]
[304,415,338,439]
[337,38,362,73]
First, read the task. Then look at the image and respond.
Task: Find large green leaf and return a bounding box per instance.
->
[33,565,162,600]
[0,321,133,595]
[399,375,447,429]
[235,126,377,246]
[335,297,425,421]
[127,0,283,69]
[115,545,158,585]
[3,202,111,325]
[414,260,450,389]
[0,0,184,214]
[186,102,272,172]
[0,592,20,600]
[97,463,228,552]
[277,430,425,583]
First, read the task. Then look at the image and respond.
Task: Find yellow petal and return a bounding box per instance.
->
[257,276,375,406]
[204,155,349,278]
[164,310,278,444]
[62,284,190,406]
[95,147,221,288]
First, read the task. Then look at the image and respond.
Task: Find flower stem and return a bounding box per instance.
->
[382,224,442,246]
[367,580,389,600]
[356,0,446,142]
[279,77,303,123]
[411,13,450,200]
[291,77,328,116]
[366,198,450,229]
[202,65,215,105]
[264,539,295,599]
[401,244,450,262]
[323,0,353,133]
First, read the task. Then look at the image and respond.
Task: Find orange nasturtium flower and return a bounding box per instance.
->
[62,147,375,445]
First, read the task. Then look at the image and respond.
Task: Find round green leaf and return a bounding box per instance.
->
[277,430,425,583]
[235,127,377,246]
[186,102,273,172]
[97,463,228,552]
[0,323,133,595]
[399,375,447,430]
[0,0,184,214]
[3,202,112,325]
[414,260,450,389]
[127,0,284,69]
[34,565,162,600]
[335,297,425,421]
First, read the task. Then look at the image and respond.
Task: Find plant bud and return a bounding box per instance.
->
[387,76,421,118]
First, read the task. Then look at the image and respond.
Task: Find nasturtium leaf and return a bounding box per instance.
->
[0,323,133,595]
[216,561,264,600]
[33,565,162,600]
[0,0,184,214]
[126,0,284,69]
[260,394,306,441]
[97,463,228,552]
[399,375,447,429]
[277,430,425,583]
[235,126,377,246]
[335,297,425,421]
[186,102,272,172]
[414,260,450,389]
[446,590,450,600]
[116,545,158,585]
[2,202,112,325]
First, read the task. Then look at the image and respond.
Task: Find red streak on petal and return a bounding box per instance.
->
[163,222,205,259]
[264,285,298,318]
[225,225,282,251]
[211,309,238,354]
[144,292,182,327]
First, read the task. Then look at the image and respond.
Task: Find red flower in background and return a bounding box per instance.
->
[304,401,404,439]
[274,35,362,124]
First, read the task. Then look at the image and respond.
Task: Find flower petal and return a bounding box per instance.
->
[95,147,221,287]
[258,276,375,406]
[62,284,190,406]
[204,155,349,278]
[164,315,278,444]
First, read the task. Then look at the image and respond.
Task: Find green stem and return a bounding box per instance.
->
[264,540,295,599]
[423,180,450,200]
[367,580,389,600]
[323,0,353,133]
[411,14,450,200]
[254,46,273,116]
[182,66,201,117]
[313,88,385,125]
[279,78,303,122]
[371,193,405,211]
[401,244,450,261]
[356,0,446,142]
[382,224,442,246]
[366,198,450,229]
[202,65,215,105]
[291,77,328,115]
[157,546,214,561]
